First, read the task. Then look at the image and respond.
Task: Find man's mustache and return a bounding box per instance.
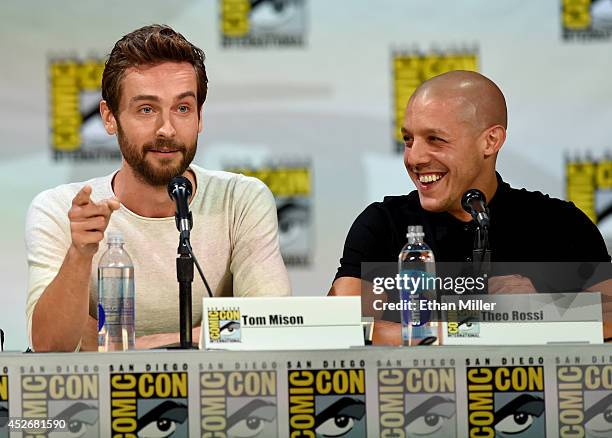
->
[142,139,187,153]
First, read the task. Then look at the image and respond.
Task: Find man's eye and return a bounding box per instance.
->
[178,105,189,113]
[403,137,413,148]
[430,136,445,143]
[140,107,153,114]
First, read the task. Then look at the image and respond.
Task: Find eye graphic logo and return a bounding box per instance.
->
[225,165,312,266]
[467,366,546,437]
[49,57,120,161]
[378,368,456,437]
[201,370,278,437]
[110,372,189,437]
[557,364,612,437]
[21,374,100,437]
[220,0,307,48]
[208,308,242,343]
[447,309,480,338]
[562,0,612,41]
[392,48,478,153]
[288,369,366,437]
[0,374,8,438]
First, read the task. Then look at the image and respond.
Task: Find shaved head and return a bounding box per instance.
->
[411,70,507,131]
[402,70,508,220]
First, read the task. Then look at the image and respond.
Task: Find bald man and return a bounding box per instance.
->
[330,71,610,344]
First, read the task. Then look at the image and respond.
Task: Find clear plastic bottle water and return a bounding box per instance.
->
[398,225,440,346]
[98,232,135,352]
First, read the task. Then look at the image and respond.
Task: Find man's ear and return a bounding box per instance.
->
[483,125,506,157]
[100,100,117,135]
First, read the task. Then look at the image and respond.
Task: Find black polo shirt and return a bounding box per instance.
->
[335,174,610,288]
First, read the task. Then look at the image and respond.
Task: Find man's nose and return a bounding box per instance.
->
[156,111,176,138]
[404,138,431,168]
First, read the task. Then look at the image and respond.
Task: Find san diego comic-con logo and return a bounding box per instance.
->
[562,0,612,41]
[0,371,8,438]
[20,370,100,438]
[566,154,612,227]
[378,365,457,437]
[225,164,312,267]
[49,56,120,160]
[288,368,366,437]
[392,48,478,153]
[557,362,612,437]
[220,0,307,48]
[466,365,546,437]
[447,308,481,338]
[110,371,189,437]
[208,308,242,343]
[200,369,278,437]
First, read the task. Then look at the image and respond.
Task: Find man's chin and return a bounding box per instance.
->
[417,195,448,213]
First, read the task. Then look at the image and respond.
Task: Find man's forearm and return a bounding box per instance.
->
[31,246,93,351]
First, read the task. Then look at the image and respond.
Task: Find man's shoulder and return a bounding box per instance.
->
[504,184,586,219]
[192,165,270,197]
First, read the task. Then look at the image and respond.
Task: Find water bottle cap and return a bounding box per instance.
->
[106,231,124,244]
[406,225,424,237]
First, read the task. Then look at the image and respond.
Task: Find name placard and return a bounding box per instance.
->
[200,296,364,350]
[441,292,603,345]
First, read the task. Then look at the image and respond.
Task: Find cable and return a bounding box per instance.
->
[183,238,213,298]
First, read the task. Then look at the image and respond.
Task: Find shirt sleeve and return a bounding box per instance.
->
[229,176,291,296]
[335,203,396,281]
[24,189,72,347]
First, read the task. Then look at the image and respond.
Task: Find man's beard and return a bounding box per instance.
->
[117,124,197,187]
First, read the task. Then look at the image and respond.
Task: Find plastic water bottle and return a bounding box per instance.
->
[398,225,440,346]
[98,232,135,351]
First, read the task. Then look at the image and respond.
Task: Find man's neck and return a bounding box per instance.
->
[112,165,196,218]
[449,172,499,223]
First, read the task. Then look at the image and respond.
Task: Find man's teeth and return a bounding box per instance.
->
[419,174,443,183]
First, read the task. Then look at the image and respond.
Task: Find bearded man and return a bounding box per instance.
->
[26,25,290,352]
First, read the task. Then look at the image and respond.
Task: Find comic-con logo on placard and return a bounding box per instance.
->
[392,48,478,153]
[288,369,366,437]
[467,366,546,437]
[0,372,8,438]
[221,0,307,47]
[557,363,612,436]
[200,370,278,436]
[208,308,242,343]
[378,367,457,436]
[49,57,120,160]
[21,373,100,436]
[447,307,481,338]
[225,163,312,267]
[110,372,189,437]
[566,154,612,226]
[562,0,612,41]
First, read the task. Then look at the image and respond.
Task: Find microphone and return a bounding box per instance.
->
[167,176,193,240]
[461,189,490,229]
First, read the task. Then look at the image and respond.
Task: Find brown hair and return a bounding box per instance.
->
[102,24,208,116]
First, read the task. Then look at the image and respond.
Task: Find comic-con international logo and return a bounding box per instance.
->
[225,164,312,266]
[288,369,366,437]
[21,373,99,437]
[110,372,188,437]
[221,0,307,47]
[467,366,545,437]
[557,364,612,437]
[0,372,8,438]
[566,155,612,225]
[201,370,278,436]
[49,57,120,160]
[392,48,478,153]
[378,367,456,437]
[208,308,242,343]
[562,0,612,41]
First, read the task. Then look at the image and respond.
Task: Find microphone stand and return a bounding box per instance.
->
[473,225,491,293]
[175,212,197,349]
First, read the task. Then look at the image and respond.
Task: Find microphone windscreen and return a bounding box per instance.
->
[167,175,193,200]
